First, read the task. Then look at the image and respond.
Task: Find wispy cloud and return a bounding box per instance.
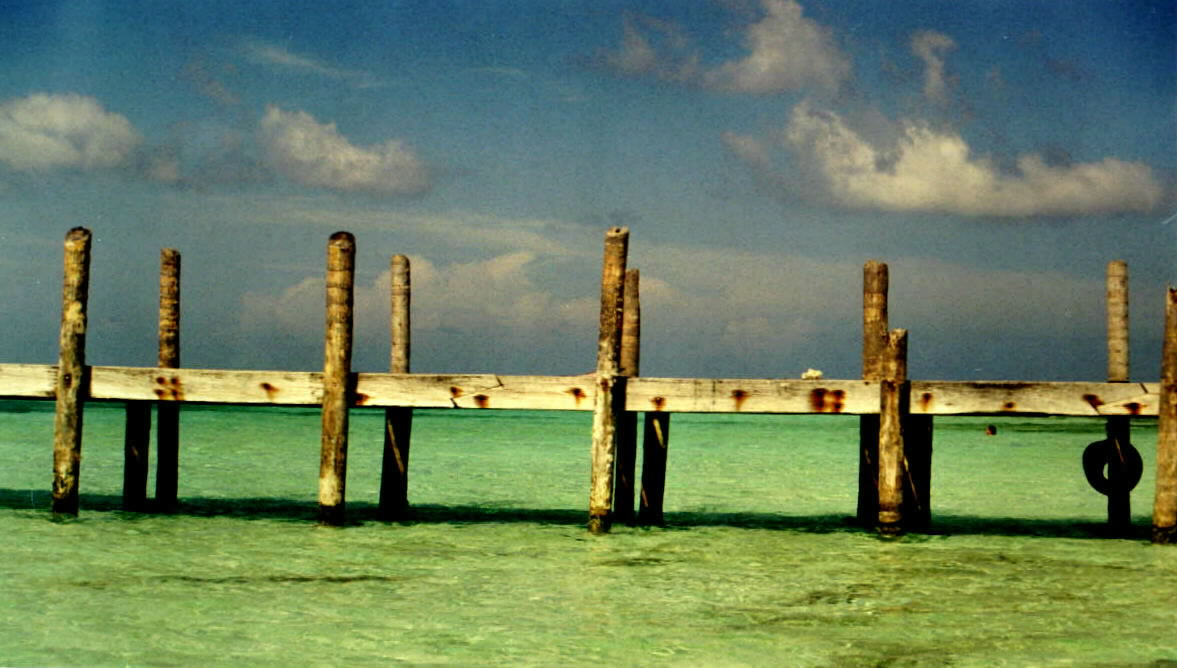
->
[244,40,384,88]
[911,30,956,105]
[600,0,850,94]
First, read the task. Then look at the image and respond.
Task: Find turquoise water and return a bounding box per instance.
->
[2,402,1176,665]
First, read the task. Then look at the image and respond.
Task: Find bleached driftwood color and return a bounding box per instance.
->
[1153,288,1177,544]
[0,364,1164,416]
[877,329,907,535]
[588,227,628,534]
[52,227,91,517]
[319,232,355,526]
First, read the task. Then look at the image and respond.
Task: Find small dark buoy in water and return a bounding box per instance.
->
[985,424,997,436]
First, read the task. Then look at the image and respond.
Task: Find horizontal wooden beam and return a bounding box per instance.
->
[0,363,1161,417]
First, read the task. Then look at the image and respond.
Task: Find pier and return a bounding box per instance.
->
[3,227,1175,542]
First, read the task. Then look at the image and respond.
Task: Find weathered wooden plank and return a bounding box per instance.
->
[909,380,1159,417]
[624,377,879,414]
[0,363,56,398]
[88,366,325,404]
[0,363,1163,417]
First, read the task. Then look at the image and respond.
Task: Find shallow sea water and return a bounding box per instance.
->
[1,402,1175,665]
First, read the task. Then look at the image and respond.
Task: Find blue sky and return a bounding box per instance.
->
[0,0,1173,381]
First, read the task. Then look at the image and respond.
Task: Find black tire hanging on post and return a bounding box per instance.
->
[1083,439,1143,496]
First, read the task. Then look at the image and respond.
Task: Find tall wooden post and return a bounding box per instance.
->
[858,261,888,525]
[877,328,908,536]
[1104,260,1132,530]
[1152,288,1177,544]
[614,269,640,524]
[379,254,413,521]
[319,232,355,526]
[155,248,181,512]
[588,227,628,534]
[52,227,91,517]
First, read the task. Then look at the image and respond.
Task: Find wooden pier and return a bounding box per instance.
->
[4,227,1176,542]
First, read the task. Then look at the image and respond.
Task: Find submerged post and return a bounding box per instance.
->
[379,254,413,521]
[1104,260,1132,530]
[588,227,628,534]
[122,401,150,511]
[52,227,92,517]
[614,269,641,524]
[638,412,670,526]
[858,261,888,525]
[155,248,181,512]
[319,232,355,526]
[1153,288,1177,544]
[877,328,908,536]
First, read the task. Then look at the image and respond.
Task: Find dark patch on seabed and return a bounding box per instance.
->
[72,574,406,589]
[0,488,1155,539]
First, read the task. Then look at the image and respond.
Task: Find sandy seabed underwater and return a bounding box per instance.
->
[2,402,1176,666]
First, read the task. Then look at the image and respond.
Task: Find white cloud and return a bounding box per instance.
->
[602,0,849,94]
[774,101,1164,216]
[245,40,383,88]
[703,0,850,93]
[910,30,956,104]
[258,106,430,195]
[0,93,141,171]
[239,251,597,355]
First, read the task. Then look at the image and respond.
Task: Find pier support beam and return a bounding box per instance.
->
[379,254,413,521]
[858,261,887,526]
[1104,260,1132,531]
[638,411,670,526]
[319,232,355,526]
[1153,288,1177,544]
[588,227,628,534]
[52,227,92,518]
[614,268,640,525]
[155,248,181,512]
[877,329,908,536]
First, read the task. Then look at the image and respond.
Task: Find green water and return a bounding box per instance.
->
[2,402,1175,666]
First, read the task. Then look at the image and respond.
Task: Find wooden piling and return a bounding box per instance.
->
[319,232,355,526]
[638,412,670,525]
[155,248,181,511]
[588,227,628,534]
[1152,288,1177,544]
[857,261,888,525]
[379,254,413,520]
[52,227,92,517]
[122,401,150,511]
[614,269,640,524]
[1104,260,1131,530]
[877,328,908,536]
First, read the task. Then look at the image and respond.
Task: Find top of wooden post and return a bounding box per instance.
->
[1106,260,1129,382]
[863,261,889,380]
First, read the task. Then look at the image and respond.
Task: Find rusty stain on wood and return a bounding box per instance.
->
[919,392,934,412]
[1083,394,1104,411]
[355,392,371,406]
[566,386,586,405]
[1126,402,1143,415]
[473,394,490,408]
[449,386,463,398]
[651,396,666,411]
[153,375,185,401]
[1003,401,1016,411]
[260,382,279,400]
[731,389,749,410]
[809,388,845,413]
